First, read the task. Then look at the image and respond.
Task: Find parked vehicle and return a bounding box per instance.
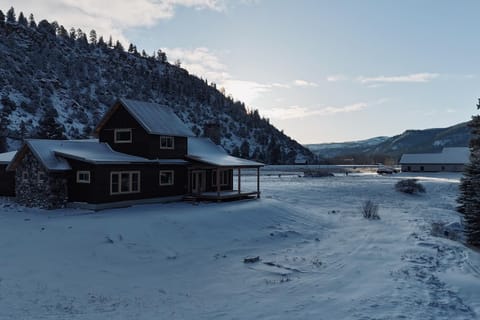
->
[377,165,398,175]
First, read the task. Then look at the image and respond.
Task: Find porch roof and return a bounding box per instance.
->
[186,137,263,168]
[8,139,188,172]
[0,151,17,164]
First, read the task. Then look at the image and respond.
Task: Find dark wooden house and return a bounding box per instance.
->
[6,99,263,209]
[0,151,16,197]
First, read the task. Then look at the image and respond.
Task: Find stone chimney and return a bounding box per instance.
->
[203,122,221,145]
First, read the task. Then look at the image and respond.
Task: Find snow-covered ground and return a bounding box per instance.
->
[1,172,479,319]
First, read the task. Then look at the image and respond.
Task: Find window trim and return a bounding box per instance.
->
[114,128,132,144]
[110,171,141,195]
[212,169,229,187]
[160,136,175,150]
[159,170,174,186]
[37,171,46,184]
[76,171,91,184]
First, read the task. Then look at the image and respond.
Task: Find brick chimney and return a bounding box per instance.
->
[203,122,221,145]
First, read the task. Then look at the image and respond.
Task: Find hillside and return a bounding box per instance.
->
[0,7,314,164]
[307,122,470,164]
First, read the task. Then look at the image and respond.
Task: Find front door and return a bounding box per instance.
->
[191,170,206,194]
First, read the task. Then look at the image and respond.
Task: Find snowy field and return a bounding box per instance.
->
[1,172,479,319]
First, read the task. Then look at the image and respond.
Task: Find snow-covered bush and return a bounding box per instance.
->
[361,200,380,220]
[395,179,426,194]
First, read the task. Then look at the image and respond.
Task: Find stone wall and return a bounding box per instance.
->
[15,150,68,209]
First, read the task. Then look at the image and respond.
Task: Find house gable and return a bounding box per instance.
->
[14,148,68,209]
[96,101,189,159]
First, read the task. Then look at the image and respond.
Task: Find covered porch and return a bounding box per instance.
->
[185,166,261,201]
[185,137,263,202]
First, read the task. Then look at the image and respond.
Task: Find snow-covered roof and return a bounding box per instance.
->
[187,137,263,167]
[9,139,187,172]
[400,147,469,164]
[0,151,17,164]
[96,98,194,137]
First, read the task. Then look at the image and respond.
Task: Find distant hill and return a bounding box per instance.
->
[0,7,314,164]
[306,122,470,164]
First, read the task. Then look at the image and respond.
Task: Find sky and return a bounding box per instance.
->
[5,0,480,144]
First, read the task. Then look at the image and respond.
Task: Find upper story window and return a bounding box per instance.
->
[114,129,132,143]
[77,171,91,183]
[160,136,174,149]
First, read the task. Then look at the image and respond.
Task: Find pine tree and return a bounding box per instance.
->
[240,140,250,158]
[89,29,97,45]
[458,99,480,247]
[18,12,27,26]
[37,108,66,140]
[0,10,5,28]
[28,13,36,28]
[69,27,76,39]
[6,7,15,24]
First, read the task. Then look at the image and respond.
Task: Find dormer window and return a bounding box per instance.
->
[114,129,132,143]
[160,136,174,149]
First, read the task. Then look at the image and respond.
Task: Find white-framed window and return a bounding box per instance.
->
[22,171,28,182]
[159,170,174,186]
[37,171,46,184]
[114,128,132,143]
[212,169,229,186]
[76,171,91,183]
[110,171,140,195]
[160,136,174,149]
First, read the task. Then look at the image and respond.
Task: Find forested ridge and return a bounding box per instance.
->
[0,6,314,164]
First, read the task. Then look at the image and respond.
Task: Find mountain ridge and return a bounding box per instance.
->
[0,7,314,164]
[306,122,470,163]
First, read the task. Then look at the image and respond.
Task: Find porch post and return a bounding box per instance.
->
[187,168,191,194]
[257,167,260,198]
[237,168,241,194]
[216,168,220,198]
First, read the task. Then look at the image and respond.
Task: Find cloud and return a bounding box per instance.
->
[262,102,368,120]
[358,72,439,84]
[164,47,297,104]
[293,79,318,87]
[326,74,349,82]
[11,0,225,45]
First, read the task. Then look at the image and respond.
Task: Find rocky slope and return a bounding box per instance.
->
[0,7,314,164]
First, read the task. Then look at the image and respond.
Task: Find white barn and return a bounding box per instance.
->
[399,147,469,172]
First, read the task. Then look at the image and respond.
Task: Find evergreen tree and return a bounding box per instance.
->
[6,7,15,24]
[157,49,167,63]
[240,140,250,158]
[18,12,27,26]
[89,29,97,44]
[114,40,124,51]
[97,36,105,47]
[0,10,5,28]
[28,13,36,28]
[458,99,480,247]
[69,27,76,39]
[37,109,66,140]
[58,25,69,38]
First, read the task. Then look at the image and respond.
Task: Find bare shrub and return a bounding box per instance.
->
[395,179,426,194]
[362,200,380,220]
